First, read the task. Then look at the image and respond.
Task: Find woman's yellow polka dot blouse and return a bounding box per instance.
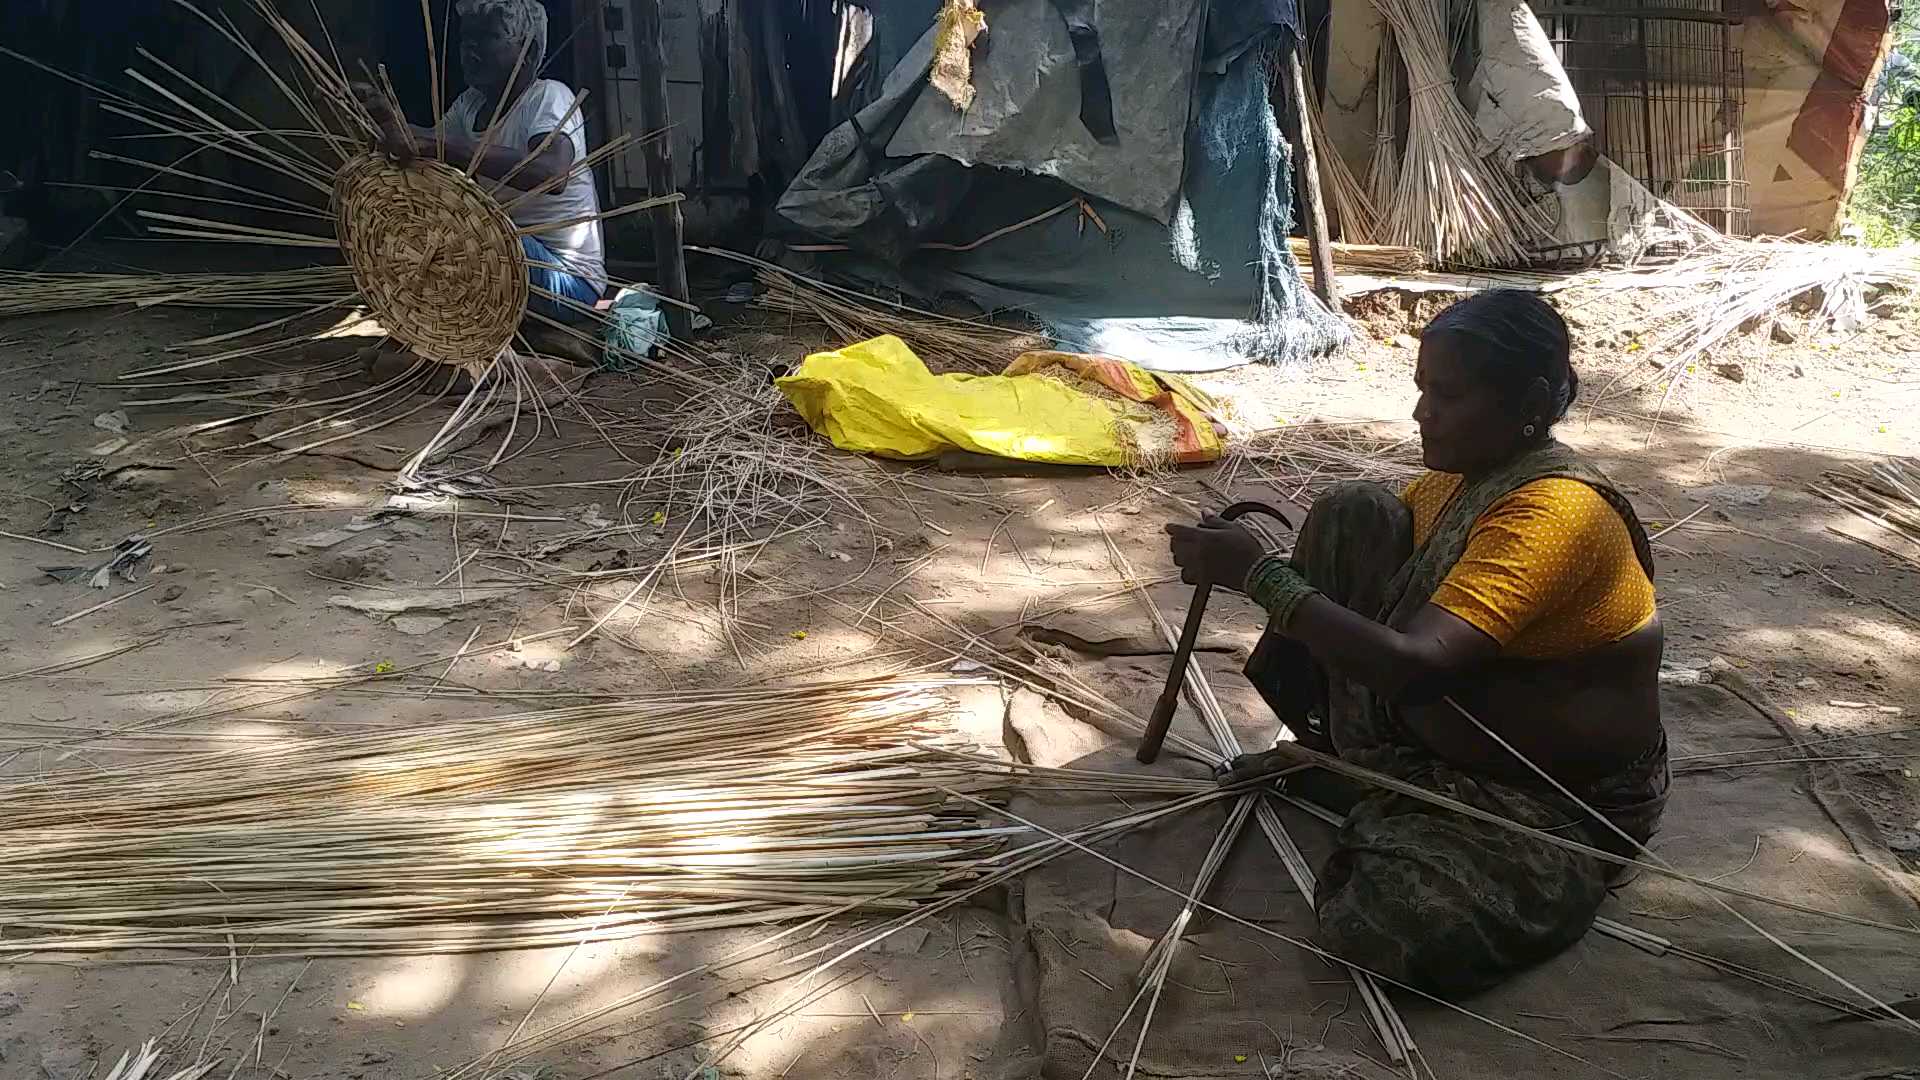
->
[1401,473,1656,659]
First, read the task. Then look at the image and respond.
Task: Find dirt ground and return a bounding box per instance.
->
[0,255,1916,1079]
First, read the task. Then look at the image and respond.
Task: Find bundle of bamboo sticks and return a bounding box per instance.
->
[1284,237,1426,275]
[1298,42,1380,245]
[0,680,1017,957]
[1369,0,1545,266]
[0,267,355,318]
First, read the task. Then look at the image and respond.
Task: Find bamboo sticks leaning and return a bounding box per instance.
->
[0,680,1019,958]
[1368,0,1545,266]
[1297,41,1380,245]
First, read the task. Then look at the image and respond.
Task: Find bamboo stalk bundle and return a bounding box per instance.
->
[1368,0,1546,266]
[1367,28,1401,224]
[1284,237,1426,275]
[0,266,355,318]
[0,680,1019,958]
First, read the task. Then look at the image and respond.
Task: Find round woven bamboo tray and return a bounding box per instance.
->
[331,154,528,364]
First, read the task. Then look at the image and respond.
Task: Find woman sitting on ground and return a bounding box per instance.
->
[1167,289,1668,995]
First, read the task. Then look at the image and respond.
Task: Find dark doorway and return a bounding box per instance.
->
[377,0,581,124]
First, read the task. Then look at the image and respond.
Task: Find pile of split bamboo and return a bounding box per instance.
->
[1817,459,1920,565]
[743,256,1037,373]
[0,267,356,318]
[1591,238,1920,368]
[0,681,1016,957]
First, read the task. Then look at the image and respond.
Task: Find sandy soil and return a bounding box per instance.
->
[0,261,1915,1079]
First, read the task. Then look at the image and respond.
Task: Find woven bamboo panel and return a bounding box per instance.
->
[332,154,527,363]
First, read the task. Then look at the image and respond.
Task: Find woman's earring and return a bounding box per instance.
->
[1523,423,1538,437]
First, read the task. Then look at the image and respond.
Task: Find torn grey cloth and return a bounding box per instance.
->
[1461,0,1591,162]
[1047,0,1118,143]
[774,3,1348,371]
[885,0,1208,222]
[1201,0,1293,71]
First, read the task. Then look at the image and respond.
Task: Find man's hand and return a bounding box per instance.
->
[1212,745,1307,786]
[351,81,416,165]
[1165,513,1267,590]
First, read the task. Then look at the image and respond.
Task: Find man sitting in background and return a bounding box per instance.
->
[356,0,605,359]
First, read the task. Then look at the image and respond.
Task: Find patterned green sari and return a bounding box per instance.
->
[1249,441,1669,995]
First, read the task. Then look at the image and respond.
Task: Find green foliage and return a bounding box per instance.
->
[1850,19,1920,246]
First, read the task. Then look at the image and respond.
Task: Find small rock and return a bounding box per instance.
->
[0,990,20,1016]
[1886,829,1920,855]
[88,436,128,457]
[1778,564,1802,578]
[1795,677,1822,691]
[876,926,931,954]
[541,659,561,673]
[1390,333,1419,350]
[329,591,496,617]
[358,1051,394,1065]
[1703,484,1772,508]
[390,615,449,636]
[40,1045,92,1080]
[314,549,391,584]
[1770,322,1796,345]
[157,585,185,605]
[92,410,129,433]
[0,214,28,270]
[291,529,357,551]
[1711,362,1745,383]
[267,544,298,558]
[387,519,430,539]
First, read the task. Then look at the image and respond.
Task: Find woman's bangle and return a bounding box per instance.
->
[1244,555,1319,628]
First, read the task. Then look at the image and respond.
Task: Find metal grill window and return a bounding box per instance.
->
[1534,0,1750,235]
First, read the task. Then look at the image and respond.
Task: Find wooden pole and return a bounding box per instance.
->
[632,0,693,341]
[1283,43,1339,309]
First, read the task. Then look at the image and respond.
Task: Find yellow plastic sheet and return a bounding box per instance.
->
[775,335,1222,466]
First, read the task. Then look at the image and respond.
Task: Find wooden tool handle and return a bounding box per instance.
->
[1135,580,1213,764]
